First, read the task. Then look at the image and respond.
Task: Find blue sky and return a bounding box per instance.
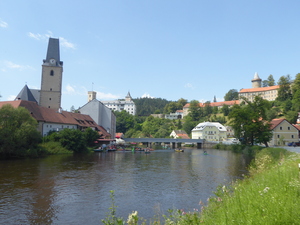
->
[1,0,300,111]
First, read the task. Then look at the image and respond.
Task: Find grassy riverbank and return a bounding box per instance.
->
[104,147,300,224]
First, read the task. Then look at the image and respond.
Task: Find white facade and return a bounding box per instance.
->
[102,92,136,115]
[42,123,77,136]
[192,121,227,142]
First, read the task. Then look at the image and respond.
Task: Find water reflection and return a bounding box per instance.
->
[0,149,249,224]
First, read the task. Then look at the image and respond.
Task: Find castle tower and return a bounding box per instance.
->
[39,38,63,110]
[88,91,97,102]
[251,72,262,88]
[125,91,132,102]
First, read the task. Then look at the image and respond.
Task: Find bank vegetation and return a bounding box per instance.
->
[103,147,300,224]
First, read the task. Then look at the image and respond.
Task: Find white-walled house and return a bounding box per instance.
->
[191,121,227,142]
[0,100,110,138]
[269,118,299,146]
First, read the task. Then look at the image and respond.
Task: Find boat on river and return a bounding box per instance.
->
[175,149,184,152]
[93,148,105,152]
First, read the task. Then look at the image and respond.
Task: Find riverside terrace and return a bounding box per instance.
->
[123,138,204,149]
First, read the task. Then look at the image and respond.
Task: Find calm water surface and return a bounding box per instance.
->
[0,149,249,224]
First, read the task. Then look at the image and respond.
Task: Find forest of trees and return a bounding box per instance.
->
[115,73,300,146]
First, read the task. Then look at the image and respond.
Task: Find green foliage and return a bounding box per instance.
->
[182,116,197,135]
[0,104,42,158]
[228,96,272,146]
[224,89,238,101]
[39,141,71,154]
[200,148,300,224]
[115,110,136,134]
[44,128,96,153]
[58,129,87,152]
[188,100,201,121]
[133,97,170,116]
[102,190,125,225]
[83,127,100,147]
[277,74,292,101]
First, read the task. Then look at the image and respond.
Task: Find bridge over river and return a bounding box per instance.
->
[123,138,204,149]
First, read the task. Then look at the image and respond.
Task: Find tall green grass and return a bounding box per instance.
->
[199,147,300,224]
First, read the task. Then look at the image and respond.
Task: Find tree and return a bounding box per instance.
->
[188,100,201,121]
[83,127,100,147]
[262,80,268,87]
[291,73,300,94]
[224,89,238,101]
[267,74,275,86]
[203,101,212,116]
[221,104,230,116]
[115,110,135,133]
[182,116,196,135]
[213,96,217,102]
[228,96,272,147]
[58,129,86,152]
[277,75,292,101]
[0,104,42,158]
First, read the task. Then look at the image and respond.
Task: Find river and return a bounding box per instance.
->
[0,148,249,224]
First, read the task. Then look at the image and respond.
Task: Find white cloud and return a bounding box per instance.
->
[28,31,76,50]
[97,91,119,100]
[3,61,34,71]
[141,93,155,98]
[7,95,16,101]
[60,37,76,50]
[0,19,8,28]
[184,83,195,89]
[64,84,77,95]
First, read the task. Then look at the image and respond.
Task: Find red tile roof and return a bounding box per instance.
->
[239,85,280,93]
[270,118,286,130]
[183,100,239,108]
[0,100,110,138]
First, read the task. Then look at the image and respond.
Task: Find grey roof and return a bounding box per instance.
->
[44,38,63,66]
[15,85,37,103]
[30,89,40,104]
[125,91,132,99]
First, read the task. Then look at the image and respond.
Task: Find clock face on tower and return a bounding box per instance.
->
[50,59,56,64]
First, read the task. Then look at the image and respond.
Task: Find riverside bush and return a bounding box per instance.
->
[40,141,71,154]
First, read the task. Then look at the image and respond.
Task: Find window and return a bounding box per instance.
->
[50,70,54,76]
[49,98,51,100]
[292,135,294,138]
[50,88,52,91]
[280,127,282,130]
[288,127,290,130]
[277,135,280,138]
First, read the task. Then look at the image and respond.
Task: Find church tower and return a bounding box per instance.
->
[39,38,63,110]
[251,72,262,88]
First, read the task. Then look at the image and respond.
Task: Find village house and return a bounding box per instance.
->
[191,121,227,142]
[269,118,299,146]
[0,100,111,139]
[170,130,190,139]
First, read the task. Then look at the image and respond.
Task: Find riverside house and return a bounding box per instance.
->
[191,121,227,142]
[0,100,111,138]
[269,118,299,146]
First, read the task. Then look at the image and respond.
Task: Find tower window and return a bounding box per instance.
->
[50,70,54,76]
[49,98,51,100]
[50,88,52,91]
